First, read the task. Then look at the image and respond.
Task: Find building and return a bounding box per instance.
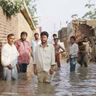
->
[67,19,96,61]
[58,27,68,49]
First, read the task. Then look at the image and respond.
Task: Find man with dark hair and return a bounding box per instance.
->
[34,32,39,36]
[52,34,58,44]
[32,33,41,59]
[21,32,28,37]
[1,34,19,80]
[33,31,56,83]
[53,34,57,39]
[67,36,79,72]
[53,38,65,68]
[41,31,49,37]
[7,33,14,38]
[15,32,31,73]
[78,41,88,67]
[83,37,91,65]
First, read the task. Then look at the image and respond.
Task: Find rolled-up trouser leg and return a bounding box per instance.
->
[38,71,50,83]
[70,58,76,72]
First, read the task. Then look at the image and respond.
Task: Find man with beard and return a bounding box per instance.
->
[15,32,31,73]
[33,31,56,83]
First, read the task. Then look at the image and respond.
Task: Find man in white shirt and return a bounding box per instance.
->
[33,31,56,83]
[83,37,91,63]
[31,33,41,58]
[68,36,79,72]
[1,34,19,80]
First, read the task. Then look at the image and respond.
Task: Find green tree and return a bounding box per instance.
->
[83,0,96,19]
[25,0,31,6]
[25,0,38,25]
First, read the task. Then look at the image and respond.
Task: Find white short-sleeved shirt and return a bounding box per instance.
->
[32,39,41,54]
[33,44,56,72]
[1,43,19,67]
[69,43,79,58]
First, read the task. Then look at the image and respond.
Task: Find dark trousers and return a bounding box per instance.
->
[79,53,88,67]
[70,58,77,72]
[55,54,61,68]
[19,63,28,73]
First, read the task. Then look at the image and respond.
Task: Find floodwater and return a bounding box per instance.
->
[0,61,96,96]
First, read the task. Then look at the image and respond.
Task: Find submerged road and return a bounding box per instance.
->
[0,60,96,96]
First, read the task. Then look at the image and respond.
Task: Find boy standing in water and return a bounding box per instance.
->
[54,38,65,68]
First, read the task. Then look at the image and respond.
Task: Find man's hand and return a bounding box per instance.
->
[34,68,38,75]
[33,64,38,75]
[49,65,55,75]
[16,64,20,71]
[7,64,12,70]
[49,69,54,75]
[56,52,60,55]
[66,58,70,63]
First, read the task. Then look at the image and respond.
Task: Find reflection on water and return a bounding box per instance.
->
[0,62,96,96]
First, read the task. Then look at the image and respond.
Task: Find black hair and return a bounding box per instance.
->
[78,41,83,46]
[53,34,57,37]
[21,31,28,36]
[34,33,39,36]
[7,33,14,38]
[70,36,76,41]
[41,31,49,37]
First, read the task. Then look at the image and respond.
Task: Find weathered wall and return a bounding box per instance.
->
[0,8,34,78]
[17,13,34,42]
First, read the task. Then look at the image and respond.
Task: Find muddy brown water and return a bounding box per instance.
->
[0,61,96,96]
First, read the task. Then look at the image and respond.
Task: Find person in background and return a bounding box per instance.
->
[33,31,56,83]
[83,37,91,63]
[1,34,19,80]
[51,34,58,44]
[53,34,57,39]
[67,36,79,72]
[78,41,88,67]
[15,32,31,73]
[53,38,65,68]
[31,33,41,59]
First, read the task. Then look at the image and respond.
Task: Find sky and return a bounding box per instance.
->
[36,0,88,37]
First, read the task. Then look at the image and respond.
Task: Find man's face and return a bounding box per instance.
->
[85,38,88,42]
[8,36,15,45]
[41,35,48,43]
[53,36,57,39]
[70,38,75,44]
[54,39,58,44]
[21,34,27,41]
[35,34,39,40]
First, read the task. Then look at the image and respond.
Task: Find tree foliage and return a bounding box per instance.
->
[25,0,31,6]
[0,0,23,18]
[25,0,38,25]
[83,0,96,19]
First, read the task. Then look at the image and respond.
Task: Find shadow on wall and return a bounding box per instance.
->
[0,42,3,79]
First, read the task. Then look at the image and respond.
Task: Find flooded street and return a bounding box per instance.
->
[0,61,96,96]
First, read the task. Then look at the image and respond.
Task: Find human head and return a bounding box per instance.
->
[78,41,83,46]
[20,31,28,41]
[40,31,49,44]
[34,33,39,40]
[70,36,76,44]
[84,37,88,42]
[53,34,57,39]
[54,38,59,44]
[7,33,15,45]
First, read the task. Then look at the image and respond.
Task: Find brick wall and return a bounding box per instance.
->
[17,13,34,42]
[0,8,34,46]
[0,8,18,47]
[0,7,34,78]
